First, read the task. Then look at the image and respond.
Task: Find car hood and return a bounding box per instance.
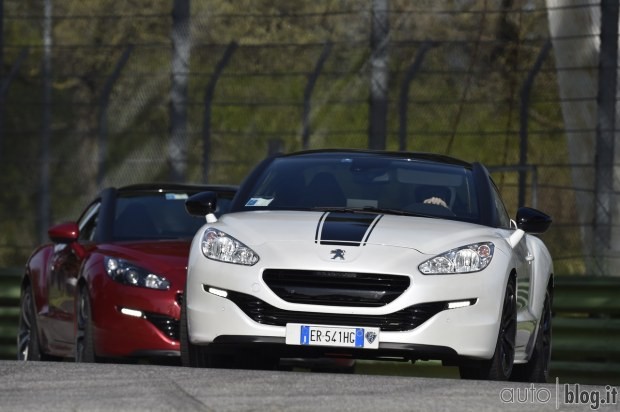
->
[215,211,504,255]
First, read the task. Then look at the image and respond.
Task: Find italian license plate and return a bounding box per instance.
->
[285,323,380,349]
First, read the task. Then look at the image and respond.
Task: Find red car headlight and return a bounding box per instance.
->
[104,256,170,290]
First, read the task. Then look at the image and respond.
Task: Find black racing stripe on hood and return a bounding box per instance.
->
[315,211,329,244]
[362,214,383,245]
[317,212,381,246]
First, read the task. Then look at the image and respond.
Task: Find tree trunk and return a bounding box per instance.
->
[169,0,190,182]
[546,0,620,275]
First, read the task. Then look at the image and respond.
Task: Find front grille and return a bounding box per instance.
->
[262,269,410,307]
[226,290,446,332]
[144,313,179,341]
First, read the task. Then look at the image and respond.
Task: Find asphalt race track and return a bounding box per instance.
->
[0,361,616,411]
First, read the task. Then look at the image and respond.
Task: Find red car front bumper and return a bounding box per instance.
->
[89,276,183,358]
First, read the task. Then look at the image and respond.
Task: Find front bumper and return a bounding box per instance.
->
[186,245,511,361]
[90,278,182,358]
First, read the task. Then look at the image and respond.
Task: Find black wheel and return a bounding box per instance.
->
[179,289,203,367]
[75,286,97,363]
[460,279,516,380]
[17,285,51,361]
[511,288,552,383]
[180,289,232,368]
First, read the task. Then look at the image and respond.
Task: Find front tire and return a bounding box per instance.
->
[17,285,52,361]
[180,289,232,368]
[179,290,204,367]
[460,279,516,380]
[511,288,552,383]
[75,286,98,363]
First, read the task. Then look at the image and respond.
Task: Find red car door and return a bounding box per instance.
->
[46,234,83,348]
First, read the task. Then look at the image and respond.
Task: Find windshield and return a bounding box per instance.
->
[236,154,480,223]
[113,191,233,241]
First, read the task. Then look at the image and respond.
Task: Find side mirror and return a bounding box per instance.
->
[48,222,79,243]
[516,207,552,234]
[186,191,218,222]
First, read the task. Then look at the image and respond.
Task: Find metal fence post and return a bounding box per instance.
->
[369,0,389,150]
[97,45,133,190]
[519,39,551,208]
[39,0,53,244]
[489,165,538,209]
[302,42,332,150]
[0,47,28,162]
[398,41,434,151]
[202,41,237,183]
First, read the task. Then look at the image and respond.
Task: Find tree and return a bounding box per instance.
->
[547,0,620,276]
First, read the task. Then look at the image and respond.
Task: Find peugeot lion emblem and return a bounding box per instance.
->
[330,249,346,260]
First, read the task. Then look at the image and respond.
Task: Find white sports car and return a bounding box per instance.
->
[181,149,553,381]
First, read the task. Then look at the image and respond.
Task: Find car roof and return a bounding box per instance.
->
[275,149,473,168]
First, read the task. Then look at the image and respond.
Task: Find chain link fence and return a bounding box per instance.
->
[0,0,612,275]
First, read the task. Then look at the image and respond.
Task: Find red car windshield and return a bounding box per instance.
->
[112,193,231,241]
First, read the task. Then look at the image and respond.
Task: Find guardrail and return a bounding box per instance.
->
[0,267,21,359]
[0,269,618,385]
[551,276,620,385]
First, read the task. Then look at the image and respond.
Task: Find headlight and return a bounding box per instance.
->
[201,228,259,266]
[418,242,494,274]
[104,257,170,290]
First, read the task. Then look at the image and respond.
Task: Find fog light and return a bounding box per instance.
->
[448,300,474,309]
[120,308,143,318]
[207,287,228,298]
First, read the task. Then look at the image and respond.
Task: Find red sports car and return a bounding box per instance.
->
[17,183,236,362]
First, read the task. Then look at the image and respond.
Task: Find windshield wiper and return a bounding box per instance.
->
[311,206,432,218]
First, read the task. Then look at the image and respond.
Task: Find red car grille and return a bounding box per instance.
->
[144,313,179,341]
